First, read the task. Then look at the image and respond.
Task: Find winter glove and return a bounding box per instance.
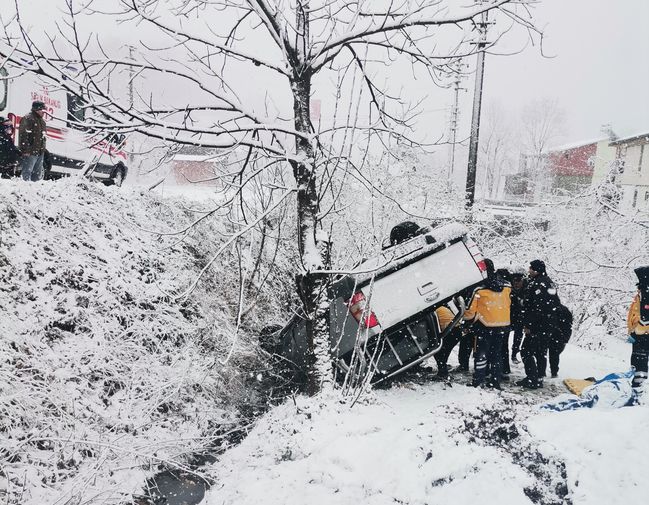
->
[627,335,636,344]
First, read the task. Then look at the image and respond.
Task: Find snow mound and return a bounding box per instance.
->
[0,179,266,504]
[205,342,649,505]
[204,387,537,505]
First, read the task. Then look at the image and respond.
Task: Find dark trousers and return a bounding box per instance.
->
[473,326,506,386]
[511,325,524,356]
[500,327,512,374]
[540,333,566,376]
[631,333,649,387]
[521,330,551,382]
[434,328,462,376]
[458,331,474,369]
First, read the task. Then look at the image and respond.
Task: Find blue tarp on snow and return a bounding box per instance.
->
[541,370,639,412]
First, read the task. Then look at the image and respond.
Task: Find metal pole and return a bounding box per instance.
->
[465,7,488,210]
[447,62,463,183]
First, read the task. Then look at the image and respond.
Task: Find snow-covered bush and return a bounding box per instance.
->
[0,179,290,504]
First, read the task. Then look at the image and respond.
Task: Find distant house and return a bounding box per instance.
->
[611,131,649,211]
[171,145,220,186]
[545,139,603,193]
[502,136,617,202]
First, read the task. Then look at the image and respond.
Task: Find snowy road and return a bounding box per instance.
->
[203,342,647,505]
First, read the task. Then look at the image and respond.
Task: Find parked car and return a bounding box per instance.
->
[262,221,488,385]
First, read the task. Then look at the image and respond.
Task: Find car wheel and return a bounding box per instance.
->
[43,150,53,180]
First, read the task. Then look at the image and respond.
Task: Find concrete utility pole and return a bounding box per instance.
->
[465,3,489,210]
[447,61,465,184]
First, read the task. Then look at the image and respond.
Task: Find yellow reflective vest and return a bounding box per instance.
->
[434,306,455,332]
[627,293,649,335]
[464,286,512,328]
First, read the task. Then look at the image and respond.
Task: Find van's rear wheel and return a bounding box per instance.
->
[43,150,53,180]
[111,163,126,187]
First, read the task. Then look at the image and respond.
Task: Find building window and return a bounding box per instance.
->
[67,93,86,127]
[618,145,627,173]
[639,144,645,172]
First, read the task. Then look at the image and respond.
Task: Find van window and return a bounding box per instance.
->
[0,67,8,111]
[67,92,86,127]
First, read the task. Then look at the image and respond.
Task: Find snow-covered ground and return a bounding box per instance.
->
[204,342,647,505]
[2,177,647,505]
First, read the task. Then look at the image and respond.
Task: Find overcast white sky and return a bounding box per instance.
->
[480,0,649,143]
[7,0,648,146]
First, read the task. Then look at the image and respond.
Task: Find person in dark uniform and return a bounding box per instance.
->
[509,272,526,363]
[627,266,649,389]
[0,117,21,177]
[517,260,560,389]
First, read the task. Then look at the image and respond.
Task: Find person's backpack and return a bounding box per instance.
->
[556,304,573,344]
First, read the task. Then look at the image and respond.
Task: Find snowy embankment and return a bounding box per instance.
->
[0,179,268,504]
[205,342,647,505]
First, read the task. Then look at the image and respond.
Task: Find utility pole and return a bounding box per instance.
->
[447,61,465,184]
[127,46,135,112]
[465,3,489,210]
[127,46,136,170]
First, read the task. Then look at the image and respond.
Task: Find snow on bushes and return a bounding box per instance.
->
[0,179,284,504]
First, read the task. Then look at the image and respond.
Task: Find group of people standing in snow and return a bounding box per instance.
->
[434,259,649,391]
[0,100,48,181]
[433,259,573,390]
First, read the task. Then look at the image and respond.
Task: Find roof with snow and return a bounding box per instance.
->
[546,137,608,153]
[610,131,649,146]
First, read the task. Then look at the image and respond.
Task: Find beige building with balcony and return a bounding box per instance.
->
[612,132,649,211]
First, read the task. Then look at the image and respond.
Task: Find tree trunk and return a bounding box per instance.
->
[291,72,332,395]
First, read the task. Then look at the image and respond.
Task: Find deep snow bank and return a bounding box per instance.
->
[0,179,273,504]
[204,344,648,505]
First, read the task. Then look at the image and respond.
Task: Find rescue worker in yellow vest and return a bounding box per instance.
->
[432,304,462,380]
[463,259,512,389]
[627,266,649,388]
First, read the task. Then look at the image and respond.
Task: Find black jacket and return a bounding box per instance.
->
[0,131,21,170]
[510,283,526,327]
[523,274,560,332]
[18,111,47,155]
[553,304,573,344]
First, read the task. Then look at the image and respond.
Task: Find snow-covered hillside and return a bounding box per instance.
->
[0,179,283,504]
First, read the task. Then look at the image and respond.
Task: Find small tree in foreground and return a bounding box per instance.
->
[1,0,538,394]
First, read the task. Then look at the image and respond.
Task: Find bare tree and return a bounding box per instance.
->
[519,97,566,198]
[1,0,538,394]
[478,102,516,200]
